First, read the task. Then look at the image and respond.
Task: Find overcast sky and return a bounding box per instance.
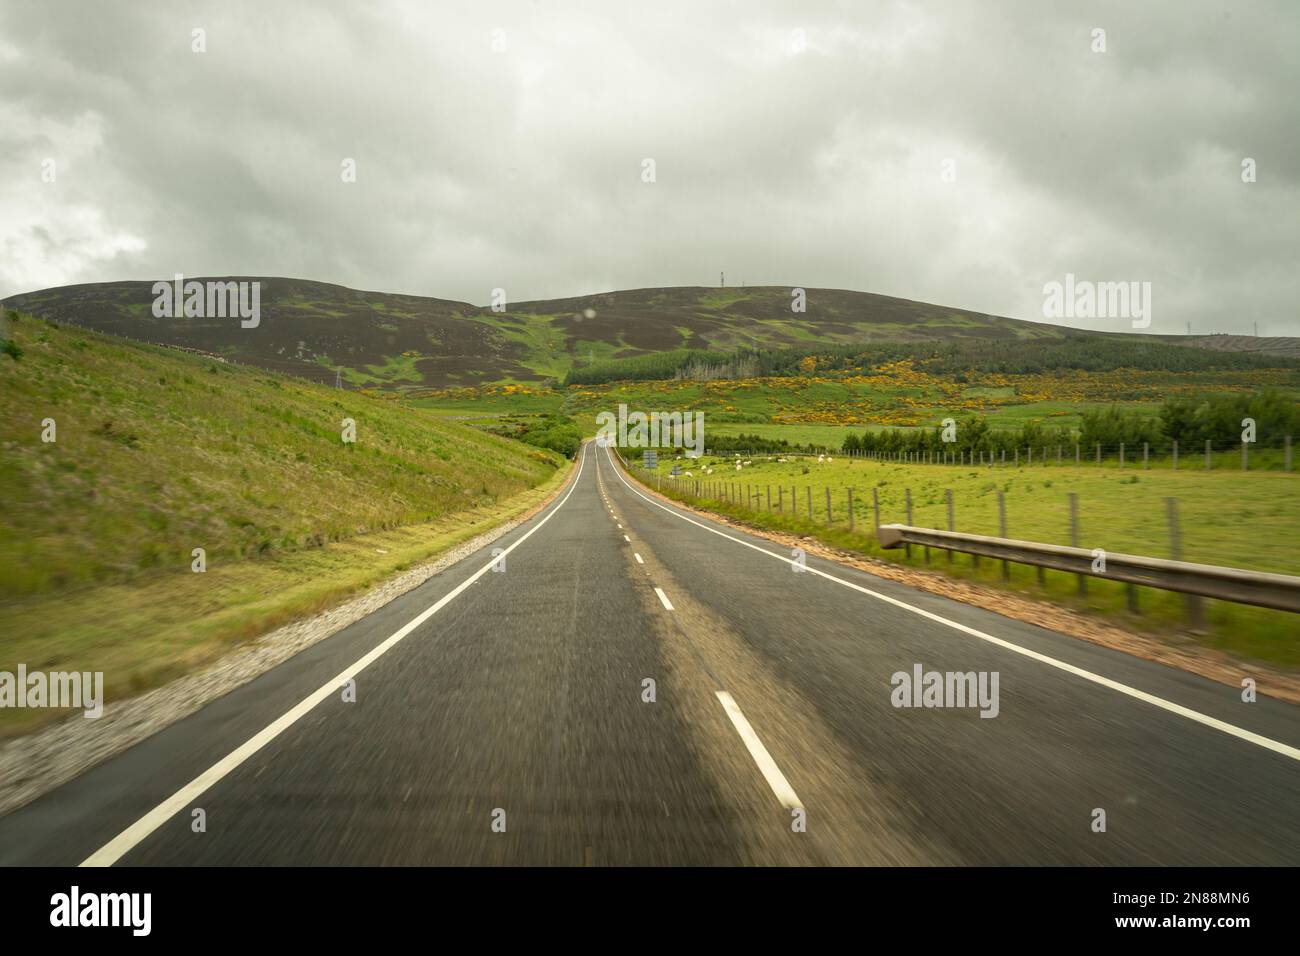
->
[2,1,1296,335]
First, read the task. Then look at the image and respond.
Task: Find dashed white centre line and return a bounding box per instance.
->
[716,691,803,810]
[634,553,644,564]
[623,534,630,542]
[654,587,675,611]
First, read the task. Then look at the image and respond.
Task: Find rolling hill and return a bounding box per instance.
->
[4,279,1134,390]
[8,279,1292,391]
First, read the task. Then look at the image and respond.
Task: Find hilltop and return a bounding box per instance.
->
[4,279,1136,390]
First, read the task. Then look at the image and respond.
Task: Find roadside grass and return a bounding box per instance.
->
[634,454,1300,667]
[0,313,571,735]
[0,463,572,738]
[1,314,562,599]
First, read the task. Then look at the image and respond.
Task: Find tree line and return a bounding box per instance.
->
[839,391,1299,455]
[561,337,1298,386]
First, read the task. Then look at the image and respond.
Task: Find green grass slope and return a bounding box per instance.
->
[0,311,567,733]
[0,311,560,597]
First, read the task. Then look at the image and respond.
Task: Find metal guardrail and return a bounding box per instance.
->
[876,525,1300,613]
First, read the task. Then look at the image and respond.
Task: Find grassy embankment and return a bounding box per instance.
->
[0,312,570,736]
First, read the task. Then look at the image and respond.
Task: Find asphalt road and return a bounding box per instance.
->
[2,441,1297,865]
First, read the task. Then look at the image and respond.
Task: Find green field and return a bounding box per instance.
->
[410,366,1300,442]
[634,452,1300,666]
[0,313,567,735]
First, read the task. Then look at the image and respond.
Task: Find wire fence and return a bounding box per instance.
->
[615,444,1292,624]
[696,437,1295,472]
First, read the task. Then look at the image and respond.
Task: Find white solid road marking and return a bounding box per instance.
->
[654,587,675,611]
[634,553,644,564]
[716,691,802,810]
[600,444,1300,763]
[81,446,594,867]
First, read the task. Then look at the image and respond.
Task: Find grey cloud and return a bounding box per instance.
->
[1,0,1296,335]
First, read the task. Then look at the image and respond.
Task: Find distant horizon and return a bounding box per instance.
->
[4,275,1285,341]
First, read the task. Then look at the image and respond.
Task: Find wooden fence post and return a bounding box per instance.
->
[1069,492,1084,597]
[945,489,954,563]
[904,489,914,560]
[1167,498,1204,630]
[998,491,1009,581]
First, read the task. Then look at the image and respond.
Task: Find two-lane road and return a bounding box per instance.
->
[1,441,1297,865]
